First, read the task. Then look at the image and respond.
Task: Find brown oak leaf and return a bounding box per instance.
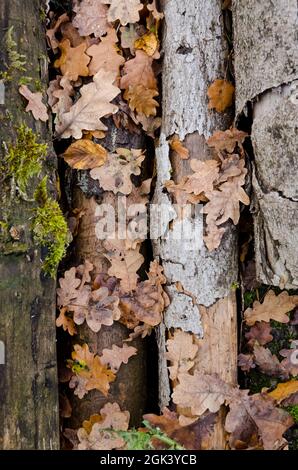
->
[54,39,90,81]
[56,307,77,336]
[62,139,107,170]
[73,0,110,37]
[183,159,220,195]
[253,344,287,378]
[105,243,144,292]
[87,29,125,78]
[244,290,298,326]
[19,85,48,122]
[58,70,120,139]
[120,50,157,90]
[46,13,69,51]
[237,353,256,372]
[279,346,298,377]
[207,128,248,153]
[169,135,189,160]
[166,330,198,380]
[102,0,143,25]
[124,84,159,117]
[207,79,234,112]
[100,344,137,372]
[245,322,273,347]
[77,426,125,450]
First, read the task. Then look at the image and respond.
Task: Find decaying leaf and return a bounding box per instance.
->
[244,290,298,326]
[61,139,107,170]
[120,24,140,54]
[207,79,234,112]
[105,242,144,292]
[183,160,220,195]
[207,128,248,153]
[124,85,159,117]
[56,306,77,336]
[77,426,125,450]
[166,330,198,380]
[54,39,90,81]
[100,344,137,372]
[90,148,145,195]
[58,70,120,139]
[120,50,157,90]
[19,85,48,122]
[268,380,298,404]
[48,76,74,129]
[46,13,69,51]
[169,135,189,160]
[253,344,287,378]
[73,0,110,37]
[102,0,143,25]
[69,343,115,398]
[279,346,298,377]
[245,322,273,347]
[87,29,125,78]
[237,353,255,372]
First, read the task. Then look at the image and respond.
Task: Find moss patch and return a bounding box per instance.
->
[0,26,26,81]
[4,124,47,193]
[32,177,68,277]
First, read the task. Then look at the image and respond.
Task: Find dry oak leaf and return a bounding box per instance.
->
[62,139,107,170]
[279,346,298,377]
[77,286,120,333]
[134,32,159,57]
[245,321,273,347]
[183,159,220,195]
[54,39,90,81]
[100,344,137,372]
[105,246,144,292]
[85,402,130,432]
[169,135,189,160]
[56,307,77,336]
[120,50,157,90]
[19,85,48,122]
[60,21,86,47]
[166,330,199,380]
[144,408,182,436]
[73,0,110,38]
[57,267,81,306]
[203,223,226,252]
[237,353,256,372]
[70,343,115,397]
[77,426,125,450]
[58,70,120,139]
[207,128,248,153]
[268,380,298,404]
[244,290,298,326]
[171,414,217,451]
[207,79,234,113]
[124,84,159,117]
[48,76,74,128]
[147,0,164,21]
[120,24,140,54]
[87,29,125,78]
[172,372,237,417]
[225,392,293,450]
[46,13,69,51]
[90,148,145,195]
[102,0,143,25]
[253,344,287,379]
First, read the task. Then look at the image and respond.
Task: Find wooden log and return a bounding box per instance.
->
[0,0,59,449]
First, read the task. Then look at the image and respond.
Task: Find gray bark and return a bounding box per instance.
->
[233,0,298,289]
[153,0,237,409]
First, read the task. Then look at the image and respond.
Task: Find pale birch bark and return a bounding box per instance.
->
[233,0,298,289]
[152,0,238,448]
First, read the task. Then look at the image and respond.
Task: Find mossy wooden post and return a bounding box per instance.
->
[0,0,60,449]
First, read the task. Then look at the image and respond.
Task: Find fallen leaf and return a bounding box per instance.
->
[62,139,107,170]
[19,85,48,122]
[56,307,77,336]
[171,414,217,450]
[54,39,90,81]
[120,50,157,90]
[120,24,140,54]
[207,128,248,153]
[253,344,287,378]
[166,330,198,380]
[46,13,69,51]
[78,426,125,450]
[102,0,143,25]
[183,160,220,195]
[268,380,298,404]
[245,322,273,347]
[169,135,189,160]
[244,290,298,326]
[134,32,159,57]
[237,353,255,372]
[100,344,137,372]
[279,346,298,377]
[60,22,86,47]
[172,372,237,416]
[207,79,234,112]
[143,408,182,436]
[105,245,144,292]
[147,0,164,21]
[87,29,125,78]
[124,84,159,117]
[90,148,145,195]
[73,0,110,37]
[58,70,120,139]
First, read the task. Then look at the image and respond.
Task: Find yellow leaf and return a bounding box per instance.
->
[268,380,298,404]
[124,84,159,117]
[207,79,234,113]
[62,139,107,170]
[134,32,159,57]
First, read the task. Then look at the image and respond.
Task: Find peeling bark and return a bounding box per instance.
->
[233,0,298,289]
[153,0,238,448]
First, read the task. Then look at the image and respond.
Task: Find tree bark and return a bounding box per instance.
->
[0,0,59,449]
[153,0,237,449]
[233,0,298,289]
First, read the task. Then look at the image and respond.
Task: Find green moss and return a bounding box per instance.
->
[4,124,47,193]
[117,421,184,450]
[0,26,27,81]
[32,177,68,277]
[284,405,298,423]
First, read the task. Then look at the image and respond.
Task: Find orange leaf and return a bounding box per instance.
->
[207,79,234,112]
[62,139,107,170]
[169,135,189,160]
[54,39,90,81]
